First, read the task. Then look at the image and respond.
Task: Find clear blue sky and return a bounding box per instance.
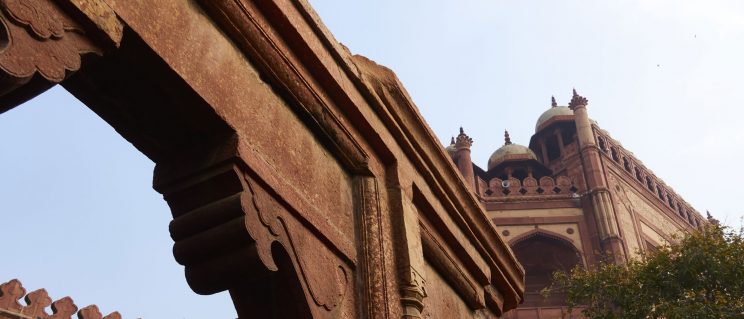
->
[2,1,742,318]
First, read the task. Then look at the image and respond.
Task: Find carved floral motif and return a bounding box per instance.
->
[244,173,350,313]
[0,0,101,86]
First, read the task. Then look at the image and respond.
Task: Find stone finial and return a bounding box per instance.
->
[568,88,588,110]
[504,130,512,145]
[450,136,455,145]
[551,95,557,107]
[455,127,473,149]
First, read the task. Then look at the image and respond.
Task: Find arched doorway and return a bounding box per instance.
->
[511,232,582,307]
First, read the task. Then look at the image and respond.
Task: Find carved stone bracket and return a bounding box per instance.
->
[158,159,352,318]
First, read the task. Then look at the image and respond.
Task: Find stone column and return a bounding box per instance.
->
[539,139,550,163]
[555,129,565,155]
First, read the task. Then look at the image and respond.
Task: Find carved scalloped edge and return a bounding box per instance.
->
[0,279,120,319]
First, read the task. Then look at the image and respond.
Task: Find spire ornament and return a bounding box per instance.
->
[504,130,512,145]
[455,127,473,149]
[450,136,455,145]
[551,96,557,107]
[568,88,588,110]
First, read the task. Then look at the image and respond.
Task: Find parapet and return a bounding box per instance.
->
[0,279,120,319]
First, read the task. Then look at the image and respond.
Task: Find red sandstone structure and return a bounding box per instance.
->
[0,279,120,319]
[0,1,708,318]
[0,1,525,318]
[445,91,706,318]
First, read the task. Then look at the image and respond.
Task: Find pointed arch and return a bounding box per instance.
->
[508,229,583,307]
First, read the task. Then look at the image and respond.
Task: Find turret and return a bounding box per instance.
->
[570,89,597,151]
[454,127,476,191]
[569,89,626,264]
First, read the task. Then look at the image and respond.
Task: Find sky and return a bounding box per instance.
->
[1,1,743,318]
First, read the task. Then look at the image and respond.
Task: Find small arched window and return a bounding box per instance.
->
[598,137,607,152]
[623,157,631,172]
[611,147,619,162]
[635,167,643,181]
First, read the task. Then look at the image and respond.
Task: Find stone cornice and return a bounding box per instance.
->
[593,126,704,227]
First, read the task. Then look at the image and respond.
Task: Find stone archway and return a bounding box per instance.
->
[0,1,526,318]
[510,232,582,307]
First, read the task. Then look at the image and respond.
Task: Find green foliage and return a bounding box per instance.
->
[543,225,744,319]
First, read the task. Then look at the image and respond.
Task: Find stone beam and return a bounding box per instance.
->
[0,0,525,318]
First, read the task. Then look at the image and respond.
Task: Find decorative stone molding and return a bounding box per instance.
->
[0,279,120,319]
[594,127,705,229]
[0,0,121,111]
[353,176,392,319]
[486,175,577,198]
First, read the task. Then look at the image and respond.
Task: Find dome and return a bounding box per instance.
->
[445,142,457,158]
[535,106,574,132]
[444,136,457,158]
[487,131,538,170]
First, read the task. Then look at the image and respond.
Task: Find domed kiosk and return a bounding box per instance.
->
[488,133,539,171]
[535,96,575,133]
[487,131,551,181]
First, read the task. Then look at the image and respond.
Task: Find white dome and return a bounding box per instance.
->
[535,106,574,132]
[487,143,538,171]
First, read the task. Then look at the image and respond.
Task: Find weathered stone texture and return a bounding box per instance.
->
[0,0,524,318]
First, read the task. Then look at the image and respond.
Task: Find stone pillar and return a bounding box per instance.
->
[570,90,626,264]
[455,127,476,191]
[539,139,550,164]
[555,129,565,155]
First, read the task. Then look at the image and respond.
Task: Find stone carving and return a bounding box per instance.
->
[522,176,538,195]
[455,127,473,149]
[78,305,122,319]
[23,288,52,317]
[538,176,555,188]
[595,130,704,227]
[353,176,391,319]
[163,161,351,317]
[485,176,576,197]
[244,173,350,312]
[0,279,120,319]
[0,0,101,86]
[568,88,588,109]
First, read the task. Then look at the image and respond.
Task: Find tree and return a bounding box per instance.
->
[544,225,744,319]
